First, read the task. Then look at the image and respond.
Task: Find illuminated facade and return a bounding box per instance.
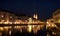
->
[53,9,60,23]
[46,19,57,28]
[33,13,38,19]
[46,9,60,36]
[0,11,17,24]
[46,9,60,29]
[0,10,45,36]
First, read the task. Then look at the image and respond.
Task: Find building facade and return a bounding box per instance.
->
[52,9,60,23]
[0,10,45,35]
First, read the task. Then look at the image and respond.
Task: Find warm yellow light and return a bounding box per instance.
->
[58,20,60,23]
[4,21,9,24]
[46,22,51,27]
[32,25,35,28]
[52,32,56,35]
[35,14,38,19]
[14,26,17,28]
[9,30,11,35]
[0,27,4,31]
[47,22,49,24]
[47,22,50,26]
[28,18,32,23]
[14,22,20,24]
[52,24,54,27]
[0,22,2,24]
[16,26,19,28]
[4,22,9,24]
[28,25,32,32]
[4,27,9,30]
[37,26,40,30]
[33,14,38,19]
[9,22,12,24]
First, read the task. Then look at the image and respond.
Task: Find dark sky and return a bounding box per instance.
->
[0,0,60,21]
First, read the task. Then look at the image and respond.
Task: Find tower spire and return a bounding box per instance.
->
[33,8,38,19]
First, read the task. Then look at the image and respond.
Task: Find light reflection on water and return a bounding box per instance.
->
[0,25,45,36]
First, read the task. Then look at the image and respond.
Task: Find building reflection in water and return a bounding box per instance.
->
[0,25,45,36]
[0,10,46,36]
[0,18,45,36]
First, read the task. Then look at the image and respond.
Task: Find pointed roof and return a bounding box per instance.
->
[34,8,38,14]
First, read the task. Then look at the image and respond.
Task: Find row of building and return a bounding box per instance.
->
[0,10,45,34]
[0,10,44,24]
[0,9,60,35]
[0,9,60,27]
[46,9,60,29]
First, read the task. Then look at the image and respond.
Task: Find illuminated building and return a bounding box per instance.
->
[46,9,60,35]
[46,9,60,28]
[46,19,57,28]
[0,10,17,24]
[0,10,45,35]
[46,9,60,36]
[33,13,38,19]
[53,9,60,23]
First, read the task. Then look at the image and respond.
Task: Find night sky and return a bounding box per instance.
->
[0,0,60,21]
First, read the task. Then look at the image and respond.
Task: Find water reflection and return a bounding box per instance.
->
[0,24,45,36]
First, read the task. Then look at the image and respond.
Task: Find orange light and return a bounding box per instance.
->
[0,27,4,31]
[4,27,9,30]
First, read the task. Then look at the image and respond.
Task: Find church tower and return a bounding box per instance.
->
[33,13,38,19]
[33,8,38,19]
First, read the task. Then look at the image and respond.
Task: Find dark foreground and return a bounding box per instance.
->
[12,30,46,36]
[1,27,46,36]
